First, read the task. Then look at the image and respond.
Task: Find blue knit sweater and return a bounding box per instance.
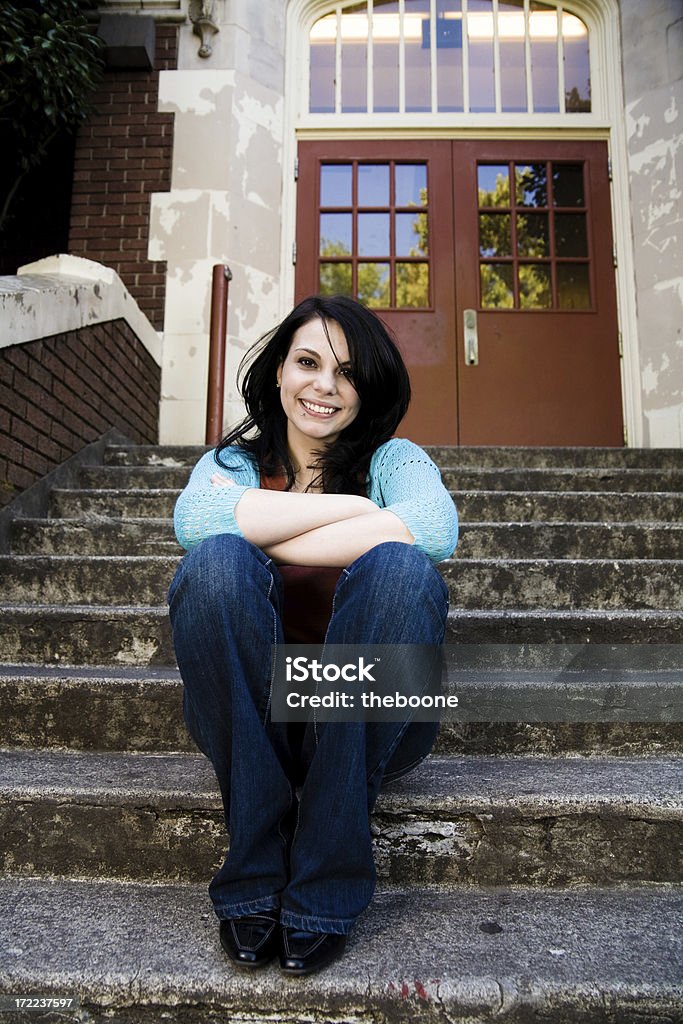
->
[173,437,458,562]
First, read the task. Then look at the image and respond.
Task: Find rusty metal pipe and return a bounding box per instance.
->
[205,264,232,447]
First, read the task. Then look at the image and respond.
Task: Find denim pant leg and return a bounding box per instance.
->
[280,542,449,935]
[167,533,296,919]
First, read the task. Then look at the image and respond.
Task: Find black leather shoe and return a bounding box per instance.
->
[279,927,347,976]
[219,911,279,969]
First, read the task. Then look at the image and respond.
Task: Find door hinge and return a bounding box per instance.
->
[612,246,618,268]
[292,240,297,264]
[607,157,613,182]
[623,423,629,445]
[618,330,623,357]
[294,157,299,181]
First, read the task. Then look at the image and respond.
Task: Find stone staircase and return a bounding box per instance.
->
[0,443,682,1022]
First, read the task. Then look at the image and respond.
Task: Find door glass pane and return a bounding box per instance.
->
[515,164,547,207]
[358,213,390,256]
[396,211,429,256]
[373,0,400,112]
[479,213,512,257]
[557,264,591,309]
[342,5,369,113]
[519,264,552,307]
[553,163,584,207]
[358,164,390,206]
[395,164,428,206]
[499,1,527,113]
[517,213,549,256]
[358,263,391,306]
[396,263,430,306]
[436,0,464,112]
[320,165,352,207]
[529,2,559,112]
[481,263,514,307]
[405,0,432,113]
[320,214,352,255]
[563,12,591,112]
[309,15,336,113]
[478,165,510,207]
[555,213,588,257]
[320,263,353,295]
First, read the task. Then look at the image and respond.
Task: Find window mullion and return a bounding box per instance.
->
[492,0,502,115]
[524,0,533,113]
[462,0,470,114]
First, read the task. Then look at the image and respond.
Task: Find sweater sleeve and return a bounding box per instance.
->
[173,448,259,551]
[368,438,458,563]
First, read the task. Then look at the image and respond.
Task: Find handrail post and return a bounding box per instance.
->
[205,263,232,446]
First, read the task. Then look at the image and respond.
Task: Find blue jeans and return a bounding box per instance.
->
[168,534,449,935]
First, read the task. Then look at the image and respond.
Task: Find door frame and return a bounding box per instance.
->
[281,0,641,444]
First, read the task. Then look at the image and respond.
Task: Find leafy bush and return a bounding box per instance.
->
[0,0,104,228]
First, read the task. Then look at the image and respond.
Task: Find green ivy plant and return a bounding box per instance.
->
[0,0,104,231]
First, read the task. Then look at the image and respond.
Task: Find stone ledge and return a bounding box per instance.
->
[0,255,161,366]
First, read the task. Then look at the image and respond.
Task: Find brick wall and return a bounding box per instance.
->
[68,26,177,331]
[0,321,160,510]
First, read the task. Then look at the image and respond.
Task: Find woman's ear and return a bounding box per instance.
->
[276,364,282,388]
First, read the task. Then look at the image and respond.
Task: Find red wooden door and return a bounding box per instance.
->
[453,139,623,445]
[295,138,623,446]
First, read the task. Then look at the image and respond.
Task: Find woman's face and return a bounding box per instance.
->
[276,317,361,451]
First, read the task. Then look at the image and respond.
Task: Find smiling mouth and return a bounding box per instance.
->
[300,399,339,417]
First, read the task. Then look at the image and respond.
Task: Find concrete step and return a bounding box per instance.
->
[456,491,683,523]
[3,554,682,610]
[104,442,683,470]
[80,464,683,494]
[1,877,681,1024]
[457,522,683,559]
[12,517,683,560]
[2,664,680,756]
[104,444,209,467]
[10,518,181,556]
[48,486,683,523]
[0,750,680,885]
[2,606,683,665]
[427,445,683,469]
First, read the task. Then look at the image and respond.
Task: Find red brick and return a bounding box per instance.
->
[7,463,34,490]
[21,449,49,476]
[11,417,39,450]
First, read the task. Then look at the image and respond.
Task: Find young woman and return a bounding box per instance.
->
[168,295,458,977]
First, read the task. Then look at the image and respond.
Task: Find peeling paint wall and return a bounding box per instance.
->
[621,0,683,446]
[152,1,286,443]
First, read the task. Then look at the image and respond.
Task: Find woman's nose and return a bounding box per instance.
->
[313,367,337,393]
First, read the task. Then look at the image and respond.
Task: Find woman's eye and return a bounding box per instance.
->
[298,358,316,367]
[340,368,354,380]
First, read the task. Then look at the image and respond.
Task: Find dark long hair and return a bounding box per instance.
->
[214,295,411,494]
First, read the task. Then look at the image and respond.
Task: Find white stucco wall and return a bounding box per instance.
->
[620,0,683,446]
[151,0,287,444]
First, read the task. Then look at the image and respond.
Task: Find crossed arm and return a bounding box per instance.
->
[212,473,414,567]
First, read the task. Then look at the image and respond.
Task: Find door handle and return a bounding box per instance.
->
[464,309,479,365]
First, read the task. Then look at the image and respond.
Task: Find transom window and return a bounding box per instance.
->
[309,0,590,115]
[318,162,431,308]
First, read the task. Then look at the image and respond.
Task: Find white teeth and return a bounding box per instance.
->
[301,400,337,416]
